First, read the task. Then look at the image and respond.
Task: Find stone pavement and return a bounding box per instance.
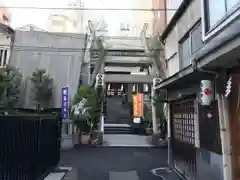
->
[60,147,182,180]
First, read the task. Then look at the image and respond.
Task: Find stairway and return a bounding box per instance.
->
[105,97,132,124]
[104,124,133,134]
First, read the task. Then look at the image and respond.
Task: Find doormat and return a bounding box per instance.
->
[44,167,72,180]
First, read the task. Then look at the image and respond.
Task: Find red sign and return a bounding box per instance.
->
[133,93,143,117]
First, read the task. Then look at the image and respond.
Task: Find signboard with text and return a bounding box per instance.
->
[61,86,69,120]
[132,93,144,117]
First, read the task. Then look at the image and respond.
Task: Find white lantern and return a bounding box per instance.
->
[200,80,213,106]
[132,84,136,92]
[143,84,149,93]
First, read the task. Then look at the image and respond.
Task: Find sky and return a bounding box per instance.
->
[7,0,69,28]
[5,0,153,37]
[6,0,134,31]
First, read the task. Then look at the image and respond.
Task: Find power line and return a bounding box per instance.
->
[1,6,178,11]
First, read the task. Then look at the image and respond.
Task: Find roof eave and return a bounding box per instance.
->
[0,23,14,34]
[160,0,193,42]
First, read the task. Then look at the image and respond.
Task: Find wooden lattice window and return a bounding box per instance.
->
[172,99,195,145]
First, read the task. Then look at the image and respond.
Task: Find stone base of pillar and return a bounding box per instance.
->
[151,132,168,148]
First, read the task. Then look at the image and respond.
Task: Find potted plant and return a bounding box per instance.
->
[71,85,101,146]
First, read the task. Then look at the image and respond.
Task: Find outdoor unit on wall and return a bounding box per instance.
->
[200,80,214,106]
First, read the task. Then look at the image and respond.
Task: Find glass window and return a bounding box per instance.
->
[180,37,191,68]
[205,0,240,30]
[206,0,226,28]
[191,24,203,54]
[226,0,240,10]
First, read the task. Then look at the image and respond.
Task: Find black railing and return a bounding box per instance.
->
[0,109,62,180]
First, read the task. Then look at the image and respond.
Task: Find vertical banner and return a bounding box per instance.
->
[132,93,144,117]
[61,86,69,120]
[137,93,144,117]
[133,95,138,117]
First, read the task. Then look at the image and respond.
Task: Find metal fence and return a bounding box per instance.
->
[0,109,62,180]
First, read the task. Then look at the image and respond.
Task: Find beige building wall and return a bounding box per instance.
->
[164,0,201,77]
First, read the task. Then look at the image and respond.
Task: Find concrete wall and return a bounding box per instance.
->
[9,30,86,108]
[164,0,201,77]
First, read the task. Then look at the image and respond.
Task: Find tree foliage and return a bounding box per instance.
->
[30,68,53,109]
[0,66,22,108]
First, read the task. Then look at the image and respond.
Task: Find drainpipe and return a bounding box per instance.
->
[167,101,172,170]
[217,94,232,180]
[151,78,158,133]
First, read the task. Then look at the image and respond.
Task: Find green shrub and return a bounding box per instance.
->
[0,66,23,109]
[30,68,53,109]
[71,85,101,132]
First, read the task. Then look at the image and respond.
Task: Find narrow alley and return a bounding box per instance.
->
[1,0,240,180]
[59,147,179,180]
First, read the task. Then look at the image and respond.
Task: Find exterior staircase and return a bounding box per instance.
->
[104,124,133,134]
[105,96,132,124]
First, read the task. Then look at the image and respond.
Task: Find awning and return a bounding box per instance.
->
[155,66,213,91]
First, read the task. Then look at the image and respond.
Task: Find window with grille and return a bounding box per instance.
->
[172,99,195,145]
[0,49,9,67]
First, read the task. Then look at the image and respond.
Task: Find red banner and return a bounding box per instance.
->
[133,93,143,117]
